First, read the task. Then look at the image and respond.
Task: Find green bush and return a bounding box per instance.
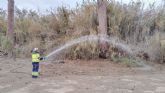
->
[112,56,144,67]
[0,35,12,52]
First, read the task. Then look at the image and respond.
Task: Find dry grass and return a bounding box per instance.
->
[0,0,165,62]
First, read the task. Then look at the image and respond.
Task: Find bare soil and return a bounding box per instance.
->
[0,58,165,93]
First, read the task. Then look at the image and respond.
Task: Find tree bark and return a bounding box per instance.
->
[97,0,108,58]
[7,0,15,57]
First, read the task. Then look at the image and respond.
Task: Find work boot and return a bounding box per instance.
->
[32,75,38,79]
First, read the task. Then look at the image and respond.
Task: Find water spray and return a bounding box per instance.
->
[44,34,136,60]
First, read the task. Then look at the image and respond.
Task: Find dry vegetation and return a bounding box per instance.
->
[0,0,165,62]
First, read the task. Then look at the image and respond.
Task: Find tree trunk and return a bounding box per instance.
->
[7,0,15,58]
[97,0,108,58]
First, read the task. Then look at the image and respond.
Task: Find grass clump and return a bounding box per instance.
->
[112,56,144,67]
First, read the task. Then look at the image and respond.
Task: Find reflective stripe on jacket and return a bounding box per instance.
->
[32,53,40,62]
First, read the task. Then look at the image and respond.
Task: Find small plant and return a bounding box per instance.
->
[112,55,144,67]
[0,35,12,53]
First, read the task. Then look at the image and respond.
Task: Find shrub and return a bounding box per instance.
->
[0,35,12,52]
[0,0,164,62]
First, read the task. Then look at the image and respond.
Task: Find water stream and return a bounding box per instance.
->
[46,35,134,58]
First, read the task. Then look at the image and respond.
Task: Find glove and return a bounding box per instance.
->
[40,57,47,61]
[39,57,44,60]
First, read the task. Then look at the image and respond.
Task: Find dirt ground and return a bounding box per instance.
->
[0,58,165,93]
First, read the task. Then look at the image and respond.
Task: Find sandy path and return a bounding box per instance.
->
[0,58,165,93]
